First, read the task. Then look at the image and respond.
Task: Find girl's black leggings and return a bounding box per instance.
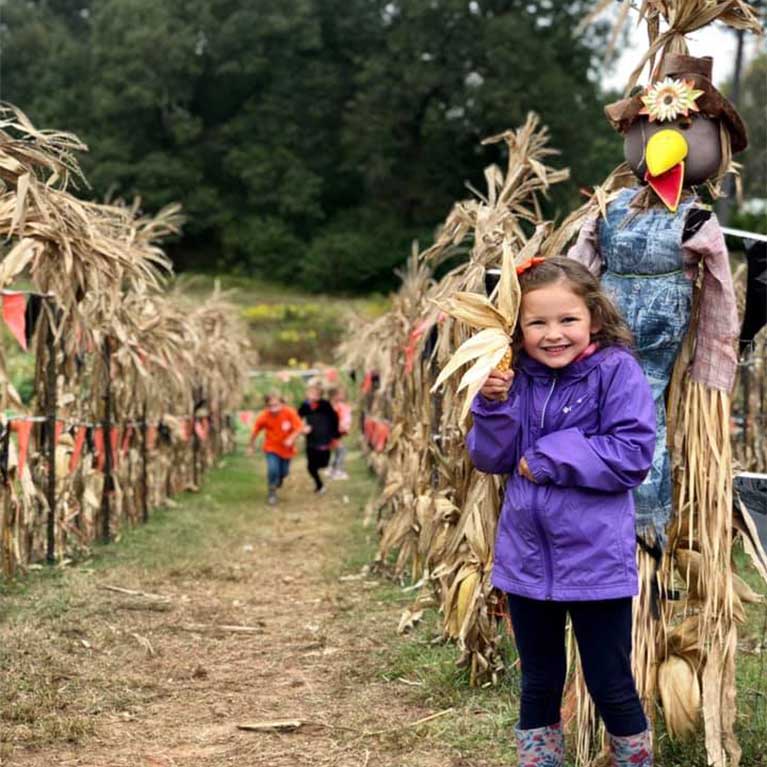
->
[306,447,330,490]
[506,594,647,736]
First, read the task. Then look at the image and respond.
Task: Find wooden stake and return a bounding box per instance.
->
[100,338,113,544]
[44,303,57,564]
[141,401,149,523]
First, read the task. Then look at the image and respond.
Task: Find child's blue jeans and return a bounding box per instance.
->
[265,452,291,490]
[506,594,647,736]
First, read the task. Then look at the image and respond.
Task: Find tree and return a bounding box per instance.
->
[0,0,623,292]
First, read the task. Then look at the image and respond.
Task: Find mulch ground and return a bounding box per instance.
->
[0,452,494,767]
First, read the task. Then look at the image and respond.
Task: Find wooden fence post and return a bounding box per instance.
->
[141,401,149,523]
[100,338,113,543]
[44,302,57,564]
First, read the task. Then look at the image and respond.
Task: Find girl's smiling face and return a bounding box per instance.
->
[520,280,600,369]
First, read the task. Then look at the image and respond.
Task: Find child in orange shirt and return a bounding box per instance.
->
[248,392,303,505]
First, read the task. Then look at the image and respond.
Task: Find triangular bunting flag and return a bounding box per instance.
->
[2,292,27,351]
[93,427,105,471]
[110,427,119,466]
[194,418,209,442]
[13,420,33,477]
[121,426,133,457]
[70,426,87,473]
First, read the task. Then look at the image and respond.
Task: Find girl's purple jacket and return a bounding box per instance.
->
[467,346,656,602]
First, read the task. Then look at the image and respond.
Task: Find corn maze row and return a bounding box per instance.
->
[0,106,248,577]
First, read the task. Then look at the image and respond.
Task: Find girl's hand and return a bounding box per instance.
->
[480,369,514,401]
[518,457,536,483]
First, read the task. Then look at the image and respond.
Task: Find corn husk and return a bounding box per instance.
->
[658,654,702,738]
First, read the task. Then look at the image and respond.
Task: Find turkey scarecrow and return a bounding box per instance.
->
[569,51,742,544]
[564,23,763,764]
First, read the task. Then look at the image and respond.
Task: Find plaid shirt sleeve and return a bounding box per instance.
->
[683,215,739,392]
[566,214,602,275]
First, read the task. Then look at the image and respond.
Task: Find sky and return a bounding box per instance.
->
[601,22,765,92]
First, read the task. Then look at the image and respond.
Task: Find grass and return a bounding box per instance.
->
[1,440,765,766]
[360,545,767,766]
[172,273,390,369]
[0,451,260,756]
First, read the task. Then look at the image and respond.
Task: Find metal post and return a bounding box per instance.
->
[742,362,750,456]
[100,338,113,543]
[141,401,149,523]
[45,307,57,564]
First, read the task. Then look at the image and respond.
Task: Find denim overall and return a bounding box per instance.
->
[599,187,696,542]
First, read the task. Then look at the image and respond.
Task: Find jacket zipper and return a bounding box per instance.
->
[536,373,558,598]
[540,374,558,430]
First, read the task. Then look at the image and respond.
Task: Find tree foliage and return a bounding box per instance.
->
[1,0,625,292]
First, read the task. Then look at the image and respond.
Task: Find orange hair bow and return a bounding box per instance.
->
[515,257,545,276]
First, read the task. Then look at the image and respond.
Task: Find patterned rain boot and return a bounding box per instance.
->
[514,721,565,767]
[608,729,653,766]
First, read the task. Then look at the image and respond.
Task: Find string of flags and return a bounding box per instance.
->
[1,413,214,480]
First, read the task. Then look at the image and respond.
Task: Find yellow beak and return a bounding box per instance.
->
[645,129,688,177]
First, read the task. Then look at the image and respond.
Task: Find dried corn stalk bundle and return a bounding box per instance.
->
[341,248,438,579]
[0,106,247,575]
[345,114,571,684]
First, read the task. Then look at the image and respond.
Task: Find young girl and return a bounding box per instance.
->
[467,257,656,767]
[248,392,303,505]
[298,380,340,494]
[328,386,352,479]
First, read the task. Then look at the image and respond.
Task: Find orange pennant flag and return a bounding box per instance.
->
[147,424,158,451]
[194,418,209,442]
[13,420,33,477]
[69,426,87,473]
[110,427,119,466]
[121,426,133,457]
[2,292,27,351]
[93,427,105,471]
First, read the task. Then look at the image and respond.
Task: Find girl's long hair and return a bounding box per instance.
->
[512,256,634,355]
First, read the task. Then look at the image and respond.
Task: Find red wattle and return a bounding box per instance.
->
[644,162,685,212]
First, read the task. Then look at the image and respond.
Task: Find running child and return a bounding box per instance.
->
[248,392,303,505]
[328,386,352,479]
[467,257,656,767]
[298,380,340,494]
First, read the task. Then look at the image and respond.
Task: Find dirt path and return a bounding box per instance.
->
[1,450,487,767]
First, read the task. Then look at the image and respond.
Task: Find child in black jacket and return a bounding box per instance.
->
[298,380,340,494]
